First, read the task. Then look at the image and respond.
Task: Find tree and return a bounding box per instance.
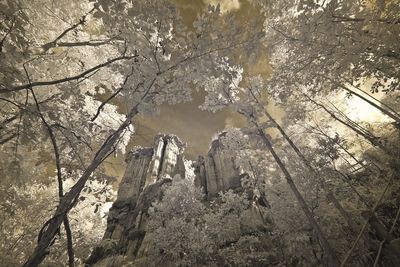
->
[143,177,275,267]
[200,67,340,266]
[200,48,400,264]
[0,1,264,266]
[259,0,400,121]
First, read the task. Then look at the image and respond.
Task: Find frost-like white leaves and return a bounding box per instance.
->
[184,159,196,181]
[60,171,116,254]
[219,128,249,151]
[148,21,174,62]
[200,58,243,112]
[84,95,134,154]
[203,0,241,13]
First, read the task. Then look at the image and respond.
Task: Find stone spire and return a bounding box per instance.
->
[194,132,242,198]
[86,134,186,265]
[116,134,185,203]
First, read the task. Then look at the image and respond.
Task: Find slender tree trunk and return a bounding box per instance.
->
[23,106,140,267]
[341,86,400,122]
[28,75,76,267]
[262,109,358,232]
[255,125,339,267]
[343,78,400,119]
[304,95,384,150]
[64,218,74,267]
[322,75,400,122]
[248,89,359,233]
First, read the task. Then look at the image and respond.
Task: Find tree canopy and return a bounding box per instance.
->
[0,0,399,266]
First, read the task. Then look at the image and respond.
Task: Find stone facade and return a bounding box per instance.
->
[86,132,267,266]
[194,133,242,198]
[86,134,186,265]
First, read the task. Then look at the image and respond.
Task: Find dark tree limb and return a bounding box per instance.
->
[56,36,121,48]
[0,114,19,129]
[63,218,74,267]
[0,133,17,144]
[23,77,156,267]
[41,6,96,53]
[0,16,16,52]
[24,65,75,267]
[330,14,400,25]
[1,55,138,94]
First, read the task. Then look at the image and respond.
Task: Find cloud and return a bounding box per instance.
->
[203,0,241,12]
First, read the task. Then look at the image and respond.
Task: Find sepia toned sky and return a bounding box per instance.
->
[131,90,247,159]
[102,0,273,179]
[128,0,270,159]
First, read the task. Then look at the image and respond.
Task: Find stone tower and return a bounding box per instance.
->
[86,132,270,266]
[194,132,242,198]
[86,134,186,265]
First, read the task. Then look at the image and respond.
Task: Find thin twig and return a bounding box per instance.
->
[41,6,96,52]
[91,66,136,121]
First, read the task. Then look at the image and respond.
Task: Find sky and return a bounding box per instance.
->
[102,0,261,179]
[103,0,388,179]
[131,90,246,158]
[126,0,265,159]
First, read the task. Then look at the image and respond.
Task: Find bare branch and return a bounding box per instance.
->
[0,16,16,53]
[91,66,136,122]
[1,55,138,94]
[56,37,120,48]
[24,64,75,267]
[41,6,96,53]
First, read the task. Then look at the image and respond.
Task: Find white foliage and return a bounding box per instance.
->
[84,95,134,154]
[200,58,243,112]
[184,159,196,182]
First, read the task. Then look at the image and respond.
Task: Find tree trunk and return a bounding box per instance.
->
[248,87,359,234]
[322,75,400,122]
[23,106,139,267]
[256,126,340,267]
[362,210,400,265]
[304,95,384,150]
[262,109,359,233]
